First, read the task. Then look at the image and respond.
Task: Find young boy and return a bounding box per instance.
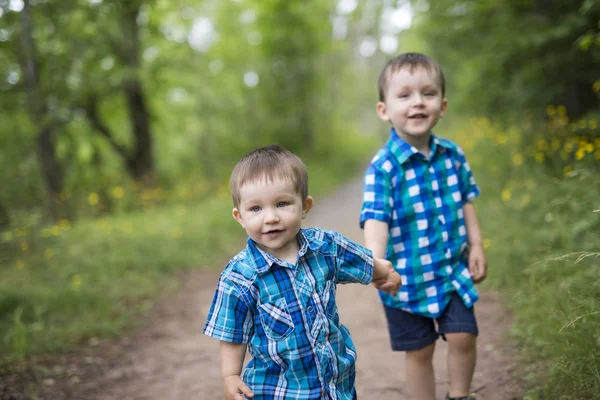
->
[360,53,488,400]
[204,144,402,400]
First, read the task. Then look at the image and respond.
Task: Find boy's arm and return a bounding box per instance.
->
[363,219,389,259]
[220,341,254,399]
[463,202,487,283]
[363,219,401,295]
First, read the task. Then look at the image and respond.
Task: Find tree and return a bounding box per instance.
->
[408,0,600,120]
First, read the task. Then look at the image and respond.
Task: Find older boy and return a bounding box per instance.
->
[360,53,487,400]
[204,145,401,400]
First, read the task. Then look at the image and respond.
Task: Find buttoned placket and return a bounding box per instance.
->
[293,257,333,399]
[426,152,454,277]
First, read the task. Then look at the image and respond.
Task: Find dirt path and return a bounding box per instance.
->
[21,178,521,400]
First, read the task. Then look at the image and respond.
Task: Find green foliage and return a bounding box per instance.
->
[446,115,600,398]
[407,0,600,121]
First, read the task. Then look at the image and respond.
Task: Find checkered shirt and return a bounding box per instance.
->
[203,227,373,400]
[360,130,480,318]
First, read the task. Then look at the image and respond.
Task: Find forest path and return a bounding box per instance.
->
[27,177,521,400]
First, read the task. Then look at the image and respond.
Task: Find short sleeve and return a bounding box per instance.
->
[360,163,393,228]
[455,146,480,203]
[203,273,253,343]
[330,230,373,285]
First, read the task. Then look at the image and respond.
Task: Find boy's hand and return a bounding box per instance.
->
[223,375,254,400]
[371,258,402,296]
[468,244,487,283]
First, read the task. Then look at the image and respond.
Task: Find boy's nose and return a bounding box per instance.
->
[264,209,280,223]
[412,93,424,105]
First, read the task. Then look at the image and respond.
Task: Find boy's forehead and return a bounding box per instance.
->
[390,64,439,81]
[238,175,297,196]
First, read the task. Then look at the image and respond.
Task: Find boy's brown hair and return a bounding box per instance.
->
[229,144,309,208]
[378,52,446,102]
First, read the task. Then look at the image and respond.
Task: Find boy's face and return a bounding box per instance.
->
[232,177,313,262]
[376,66,448,145]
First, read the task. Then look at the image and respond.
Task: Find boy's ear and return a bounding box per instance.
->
[232,208,245,228]
[301,196,314,219]
[376,101,390,122]
[439,98,448,118]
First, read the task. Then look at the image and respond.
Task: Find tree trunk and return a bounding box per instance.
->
[121,3,154,183]
[124,78,154,182]
[20,0,63,220]
[36,127,63,219]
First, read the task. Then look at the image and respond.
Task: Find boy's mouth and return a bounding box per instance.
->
[409,113,428,119]
[264,229,283,235]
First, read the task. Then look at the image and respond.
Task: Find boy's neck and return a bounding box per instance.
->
[396,131,432,158]
[256,237,300,265]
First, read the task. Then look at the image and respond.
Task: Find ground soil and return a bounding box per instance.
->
[2,178,523,400]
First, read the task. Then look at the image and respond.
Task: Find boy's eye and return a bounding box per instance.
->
[250,206,261,212]
[277,201,288,208]
[424,92,435,96]
[398,93,409,98]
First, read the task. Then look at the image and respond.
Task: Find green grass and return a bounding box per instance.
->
[444,116,600,399]
[0,136,379,365]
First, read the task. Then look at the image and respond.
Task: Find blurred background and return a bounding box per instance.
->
[0,0,598,398]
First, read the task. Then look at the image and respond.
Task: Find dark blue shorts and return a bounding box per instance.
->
[382,291,478,351]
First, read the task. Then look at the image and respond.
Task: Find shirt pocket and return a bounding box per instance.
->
[320,280,337,318]
[258,297,294,340]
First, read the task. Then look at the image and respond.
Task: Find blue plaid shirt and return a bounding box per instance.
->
[360,130,480,318]
[203,227,373,400]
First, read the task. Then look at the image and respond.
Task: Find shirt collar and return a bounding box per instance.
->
[386,128,451,164]
[246,230,310,274]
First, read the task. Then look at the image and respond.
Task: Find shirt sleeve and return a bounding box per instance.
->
[360,163,393,228]
[330,230,373,285]
[203,272,253,344]
[455,146,480,203]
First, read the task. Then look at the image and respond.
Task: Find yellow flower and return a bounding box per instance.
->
[536,138,547,150]
[58,219,71,230]
[593,80,600,93]
[575,149,585,160]
[16,260,25,269]
[170,227,183,239]
[111,186,125,199]
[20,241,29,252]
[501,189,512,201]
[483,239,491,249]
[44,248,54,260]
[557,105,567,116]
[72,275,81,290]
[535,152,545,163]
[546,105,556,116]
[88,192,100,206]
[495,135,508,145]
[512,154,524,166]
[564,142,574,153]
